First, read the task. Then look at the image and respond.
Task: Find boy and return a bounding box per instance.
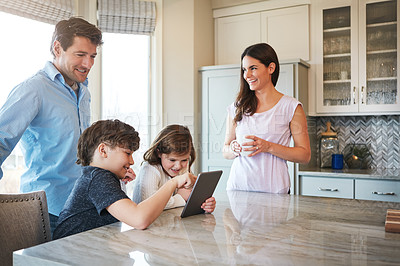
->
[53,119,195,239]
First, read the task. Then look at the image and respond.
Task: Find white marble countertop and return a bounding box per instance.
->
[14,191,400,265]
[299,166,400,180]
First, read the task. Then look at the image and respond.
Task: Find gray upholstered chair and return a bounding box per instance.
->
[0,190,51,266]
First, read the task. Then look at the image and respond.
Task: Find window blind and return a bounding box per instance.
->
[97,0,156,35]
[0,0,74,25]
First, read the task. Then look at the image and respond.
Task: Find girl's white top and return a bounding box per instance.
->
[132,161,186,209]
[227,95,301,193]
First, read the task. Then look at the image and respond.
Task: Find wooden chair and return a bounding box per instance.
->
[0,190,51,266]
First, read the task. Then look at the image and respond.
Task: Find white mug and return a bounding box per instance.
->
[236,134,255,157]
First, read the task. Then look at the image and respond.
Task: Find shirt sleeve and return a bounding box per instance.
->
[227,103,235,120]
[88,169,129,215]
[135,163,163,204]
[0,83,41,178]
[286,96,302,123]
[165,193,186,210]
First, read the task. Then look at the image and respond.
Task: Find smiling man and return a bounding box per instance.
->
[0,17,103,236]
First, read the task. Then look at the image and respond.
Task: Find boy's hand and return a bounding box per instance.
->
[122,168,136,184]
[201,197,216,213]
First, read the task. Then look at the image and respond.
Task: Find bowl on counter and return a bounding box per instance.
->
[343,144,371,169]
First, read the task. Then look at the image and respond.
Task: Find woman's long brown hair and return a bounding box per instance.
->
[234,43,280,123]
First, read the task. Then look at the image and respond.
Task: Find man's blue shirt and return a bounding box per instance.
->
[0,61,91,215]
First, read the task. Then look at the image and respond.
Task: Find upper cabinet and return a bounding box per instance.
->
[215,5,309,65]
[314,0,400,115]
[215,13,261,65]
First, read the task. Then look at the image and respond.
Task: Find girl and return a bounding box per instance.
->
[132,124,216,212]
[222,43,311,194]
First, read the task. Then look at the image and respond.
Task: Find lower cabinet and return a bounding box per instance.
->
[300,175,400,202]
[300,176,354,199]
[355,179,400,203]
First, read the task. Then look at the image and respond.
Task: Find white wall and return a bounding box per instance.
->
[161,0,214,172]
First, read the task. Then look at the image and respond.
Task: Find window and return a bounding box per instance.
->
[0,12,53,192]
[101,33,150,197]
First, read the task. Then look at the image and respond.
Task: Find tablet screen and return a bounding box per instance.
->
[180,170,222,218]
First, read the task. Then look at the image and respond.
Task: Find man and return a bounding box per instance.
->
[0,17,103,233]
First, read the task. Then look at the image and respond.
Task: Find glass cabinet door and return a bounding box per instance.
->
[316,0,400,114]
[322,6,352,107]
[359,0,399,112]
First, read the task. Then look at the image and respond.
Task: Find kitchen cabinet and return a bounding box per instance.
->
[300,175,354,199]
[355,179,400,202]
[200,60,309,194]
[300,174,400,202]
[314,0,400,115]
[215,13,261,66]
[199,64,240,195]
[215,5,309,65]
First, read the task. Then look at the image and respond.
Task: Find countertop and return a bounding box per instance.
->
[14,191,400,265]
[299,166,400,180]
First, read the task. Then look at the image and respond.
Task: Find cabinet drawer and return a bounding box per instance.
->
[355,179,400,202]
[300,176,354,199]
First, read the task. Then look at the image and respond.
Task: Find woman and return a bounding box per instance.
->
[223,43,311,194]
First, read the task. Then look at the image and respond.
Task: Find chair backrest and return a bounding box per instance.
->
[0,190,51,266]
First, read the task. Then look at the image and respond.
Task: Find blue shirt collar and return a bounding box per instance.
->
[44,61,89,88]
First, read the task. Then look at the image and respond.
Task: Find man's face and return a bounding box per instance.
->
[53,36,98,86]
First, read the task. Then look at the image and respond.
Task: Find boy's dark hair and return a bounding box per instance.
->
[50,17,103,58]
[143,124,196,169]
[77,119,140,166]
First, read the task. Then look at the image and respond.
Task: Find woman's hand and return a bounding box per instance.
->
[121,168,136,184]
[243,135,272,157]
[229,140,241,156]
[201,197,216,213]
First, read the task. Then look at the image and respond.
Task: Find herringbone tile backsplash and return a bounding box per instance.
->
[307,116,400,169]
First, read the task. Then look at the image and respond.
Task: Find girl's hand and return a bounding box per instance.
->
[121,168,136,184]
[177,187,192,201]
[201,197,216,213]
[201,214,216,232]
[174,160,195,189]
[175,172,196,189]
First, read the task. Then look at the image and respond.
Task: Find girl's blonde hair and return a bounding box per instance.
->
[143,125,195,168]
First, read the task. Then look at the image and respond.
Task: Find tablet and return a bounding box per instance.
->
[180,170,222,218]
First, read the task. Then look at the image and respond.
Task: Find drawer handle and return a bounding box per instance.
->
[318,187,338,192]
[372,191,395,196]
